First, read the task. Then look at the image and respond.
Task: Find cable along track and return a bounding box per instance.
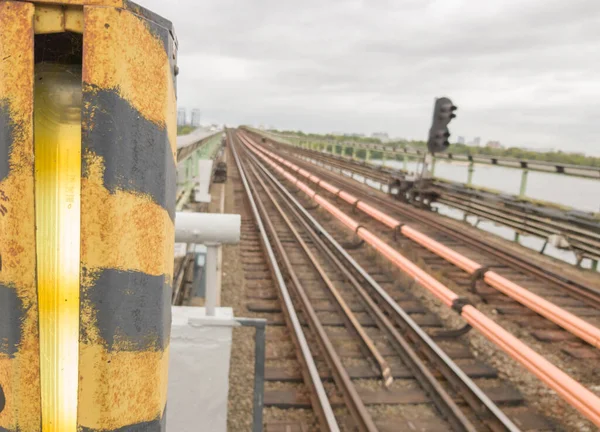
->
[233,134,556,431]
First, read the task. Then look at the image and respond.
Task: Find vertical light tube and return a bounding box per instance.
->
[34,63,81,432]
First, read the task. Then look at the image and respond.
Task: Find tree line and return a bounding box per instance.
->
[276,130,600,168]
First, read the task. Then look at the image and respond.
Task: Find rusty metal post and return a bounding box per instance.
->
[78,4,177,430]
[1,2,177,431]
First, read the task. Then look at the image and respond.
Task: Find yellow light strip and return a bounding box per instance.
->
[34,63,82,432]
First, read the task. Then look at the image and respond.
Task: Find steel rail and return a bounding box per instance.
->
[230,135,340,432]
[242,144,516,432]
[276,141,600,303]
[300,153,600,308]
[244,134,600,348]
[280,143,600,261]
[245,162,394,388]
[238,132,600,427]
[241,155,379,432]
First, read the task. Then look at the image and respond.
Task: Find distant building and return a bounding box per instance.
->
[472,137,481,147]
[486,140,502,149]
[457,136,465,144]
[191,109,201,127]
[177,108,187,126]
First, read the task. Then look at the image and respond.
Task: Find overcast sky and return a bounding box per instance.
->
[142,0,600,155]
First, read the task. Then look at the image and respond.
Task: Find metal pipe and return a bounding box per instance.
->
[205,245,219,316]
[239,132,600,427]
[175,212,241,244]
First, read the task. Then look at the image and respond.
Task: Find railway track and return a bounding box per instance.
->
[249,133,600,361]
[230,131,556,431]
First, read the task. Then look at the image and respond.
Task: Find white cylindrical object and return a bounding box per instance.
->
[205,245,219,316]
[175,212,241,244]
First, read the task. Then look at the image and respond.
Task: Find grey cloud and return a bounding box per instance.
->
[140,0,600,155]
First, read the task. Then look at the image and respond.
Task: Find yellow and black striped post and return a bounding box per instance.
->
[0,1,177,431]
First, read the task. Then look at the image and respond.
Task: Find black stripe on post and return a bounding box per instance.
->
[0,101,14,182]
[82,87,177,222]
[80,268,172,351]
[0,284,23,357]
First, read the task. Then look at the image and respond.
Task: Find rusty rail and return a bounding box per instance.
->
[243,133,600,349]
[240,152,378,432]
[238,132,600,427]
[242,142,521,432]
[230,134,340,431]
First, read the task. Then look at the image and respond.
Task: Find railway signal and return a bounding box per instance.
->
[427,97,457,154]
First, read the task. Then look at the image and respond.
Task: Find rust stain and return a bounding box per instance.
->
[77,343,168,429]
[81,150,175,279]
[0,2,41,430]
[83,6,176,161]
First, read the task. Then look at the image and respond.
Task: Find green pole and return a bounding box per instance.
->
[515,232,520,243]
[403,155,408,171]
[431,157,436,177]
[592,260,598,272]
[351,146,356,160]
[519,169,529,198]
[467,161,475,186]
[366,149,371,161]
[382,151,387,167]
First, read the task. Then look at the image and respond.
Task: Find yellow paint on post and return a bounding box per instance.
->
[81,151,175,279]
[77,344,168,429]
[0,2,41,431]
[33,4,64,34]
[64,6,83,33]
[83,6,177,160]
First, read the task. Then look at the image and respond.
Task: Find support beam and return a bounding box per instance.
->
[519,169,529,198]
[467,161,475,186]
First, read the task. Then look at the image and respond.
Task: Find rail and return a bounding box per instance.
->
[238,132,600,427]
[231,138,340,431]
[269,139,600,268]
[243,134,600,347]
[241,139,520,431]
